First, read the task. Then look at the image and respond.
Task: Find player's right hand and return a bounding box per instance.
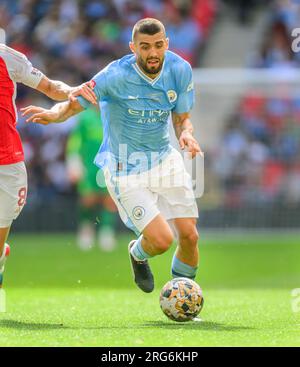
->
[69,81,97,105]
[21,106,58,125]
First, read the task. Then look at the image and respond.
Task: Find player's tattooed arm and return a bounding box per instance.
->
[172,111,203,158]
[21,99,84,125]
[36,76,97,105]
[172,112,194,138]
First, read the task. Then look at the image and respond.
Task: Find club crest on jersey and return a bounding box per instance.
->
[167,90,177,103]
[132,206,145,220]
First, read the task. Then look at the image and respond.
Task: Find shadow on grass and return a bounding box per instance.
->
[0,319,68,330]
[77,320,254,332]
[0,319,254,332]
[143,320,254,332]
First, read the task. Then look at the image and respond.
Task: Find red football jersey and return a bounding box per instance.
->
[0,45,43,165]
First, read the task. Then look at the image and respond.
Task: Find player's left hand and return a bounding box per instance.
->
[21,106,58,125]
[179,131,203,159]
[69,81,97,105]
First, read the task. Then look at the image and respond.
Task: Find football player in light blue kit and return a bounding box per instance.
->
[22,18,203,294]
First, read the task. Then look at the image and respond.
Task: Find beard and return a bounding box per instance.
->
[137,55,164,75]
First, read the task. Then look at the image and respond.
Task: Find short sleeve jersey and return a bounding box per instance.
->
[77,50,195,175]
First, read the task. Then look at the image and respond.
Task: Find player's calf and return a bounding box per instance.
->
[172,221,199,280]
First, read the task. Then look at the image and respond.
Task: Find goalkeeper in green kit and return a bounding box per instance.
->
[66,106,117,251]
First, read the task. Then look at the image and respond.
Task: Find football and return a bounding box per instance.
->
[159,277,204,322]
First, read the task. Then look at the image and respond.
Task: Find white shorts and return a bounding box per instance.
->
[0,162,28,228]
[104,148,198,235]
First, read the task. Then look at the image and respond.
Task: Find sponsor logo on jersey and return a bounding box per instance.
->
[128,109,169,124]
[167,90,177,103]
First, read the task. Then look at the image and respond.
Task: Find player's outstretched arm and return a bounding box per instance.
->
[0,45,97,104]
[36,77,97,105]
[21,99,84,125]
[172,111,203,159]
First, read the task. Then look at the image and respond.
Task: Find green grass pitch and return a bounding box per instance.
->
[0,232,299,346]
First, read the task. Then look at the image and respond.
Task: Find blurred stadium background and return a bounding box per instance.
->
[1,0,300,347]
[1,0,300,232]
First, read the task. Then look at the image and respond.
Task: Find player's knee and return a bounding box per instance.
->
[150,231,174,254]
[179,229,199,248]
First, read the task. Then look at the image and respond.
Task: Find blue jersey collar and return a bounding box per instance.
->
[132,60,165,85]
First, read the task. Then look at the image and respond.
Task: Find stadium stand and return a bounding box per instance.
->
[207,0,300,227]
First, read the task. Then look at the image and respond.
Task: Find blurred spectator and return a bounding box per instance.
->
[254,20,296,69]
[211,1,300,209]
[251,0,300,69]
[213,90,300,207]
[222,0,260,24]
[163,1,203,65]
[66,106,117,252]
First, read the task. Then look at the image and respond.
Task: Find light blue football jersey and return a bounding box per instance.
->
[77,50,195,176]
